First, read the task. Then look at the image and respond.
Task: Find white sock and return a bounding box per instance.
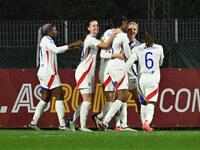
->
[72,102,82,123]
[55,100,66,127]
[104,100,123,126]
[97,102,113,119]
[120,102,127,128]
[80,101,91,128]
[31,100,47,125]
[115,115,121,127]
[145,103,155,125]
[140,104,146,125]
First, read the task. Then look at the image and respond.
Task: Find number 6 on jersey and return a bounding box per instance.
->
[145,52,154,69]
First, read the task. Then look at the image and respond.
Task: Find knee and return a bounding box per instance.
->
[42,94,51,103]
[56,93,64,100]
[117,94,128,102]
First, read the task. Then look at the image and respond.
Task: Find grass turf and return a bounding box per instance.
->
[0,129,200,150]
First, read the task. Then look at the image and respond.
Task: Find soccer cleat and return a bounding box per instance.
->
[114,126,122,131]
[79,127,92,132]
[99,121,108,131]
[66,118,76,131]
[91,114,101,129]
[121,127,138,131]
[142,122,153,132]
[29,124,41,130]
[59,126,72,131]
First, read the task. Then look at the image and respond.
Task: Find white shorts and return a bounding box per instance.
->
[138,82,159,103]
[75,72,95,94]
[79,88,93,94]
[109,69,128,90]
[38,74,61,90]
[128,77,138,90]
[99,70,115,92]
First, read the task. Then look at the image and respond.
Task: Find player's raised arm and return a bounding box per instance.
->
[97,28,122,49]
[116,53,137,83]
[67,40,84,50]
[122,36,132,59]
[47,40,83,54]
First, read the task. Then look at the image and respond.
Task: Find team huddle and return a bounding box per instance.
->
[29,14,164,132]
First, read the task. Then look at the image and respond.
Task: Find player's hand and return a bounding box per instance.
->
[113,28,122,34]
[73,40,84,46]
[112,53,125,60]
[74,46,82,50]
[68,40,83,48]
[114,81,118,87]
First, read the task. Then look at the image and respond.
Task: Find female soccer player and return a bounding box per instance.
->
[66,20,122,131]
[114,30,164,132]
[119,22,141,130]
[98,15,133,131]
[92,26,125,131]
[94,22,141,131]
[29,23,83,131]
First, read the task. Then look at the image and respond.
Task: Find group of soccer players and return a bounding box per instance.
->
[29,14,164,132]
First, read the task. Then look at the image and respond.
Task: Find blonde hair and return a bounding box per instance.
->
[126,22,139,30]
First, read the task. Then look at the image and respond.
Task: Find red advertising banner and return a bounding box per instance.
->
[0,69,200,128]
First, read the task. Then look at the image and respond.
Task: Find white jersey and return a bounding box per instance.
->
[37,36,68,76]
[132,43,164,83]
[99,29,115,91]
[99,29,131,90]
[99,29,115,73]
[75,34,101,88]
[127,39,141,78]
[107,32,131,70]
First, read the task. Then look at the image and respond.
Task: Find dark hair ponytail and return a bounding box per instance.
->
[36,23,55,67]
[112,14,127,28]
[142,31,154,47]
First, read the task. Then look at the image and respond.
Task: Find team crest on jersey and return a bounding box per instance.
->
[88,82,91,86]
[130,45,135,49]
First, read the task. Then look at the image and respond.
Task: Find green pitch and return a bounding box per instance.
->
[0,129,200,150]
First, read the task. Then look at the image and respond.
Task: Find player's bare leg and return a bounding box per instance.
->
[130,88,140,115]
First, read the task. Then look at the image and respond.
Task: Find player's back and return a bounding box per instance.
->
[107,32,131,69]
[135,43,164,83]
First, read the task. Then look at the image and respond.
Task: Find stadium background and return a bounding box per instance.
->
[0,0,199,129]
